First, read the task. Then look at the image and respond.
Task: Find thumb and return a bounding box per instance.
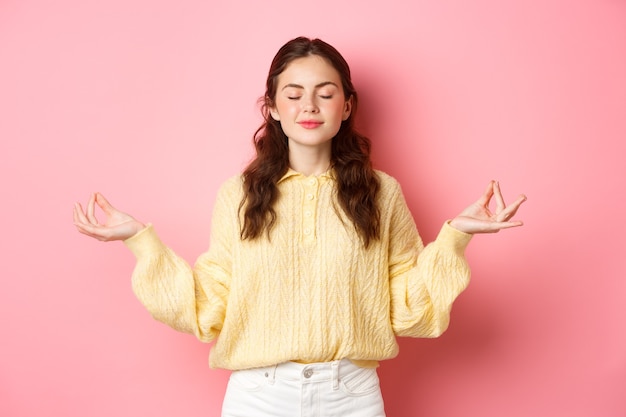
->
[95,192,117,215]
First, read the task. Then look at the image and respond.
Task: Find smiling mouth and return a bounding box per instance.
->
[298,121,323,129]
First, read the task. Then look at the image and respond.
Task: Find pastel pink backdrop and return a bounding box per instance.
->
[1,0,624,416]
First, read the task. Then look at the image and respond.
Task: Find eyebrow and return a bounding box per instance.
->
[281,81,339,91]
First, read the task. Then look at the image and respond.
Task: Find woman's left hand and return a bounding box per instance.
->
[449,181,527,234]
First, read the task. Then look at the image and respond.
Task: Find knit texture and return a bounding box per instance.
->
[125,169,472,371]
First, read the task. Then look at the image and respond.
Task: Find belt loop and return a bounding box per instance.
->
[331,361,339,390]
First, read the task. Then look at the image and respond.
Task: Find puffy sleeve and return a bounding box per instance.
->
[387,183,473,338]
[123,177,240,343]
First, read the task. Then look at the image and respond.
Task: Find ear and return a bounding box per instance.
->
[269,106,280,121]
[342,96,353,121]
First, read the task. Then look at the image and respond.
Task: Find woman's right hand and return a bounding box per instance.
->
[73,192,146,242]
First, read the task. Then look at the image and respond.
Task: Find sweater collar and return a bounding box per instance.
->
[278,168,335,184]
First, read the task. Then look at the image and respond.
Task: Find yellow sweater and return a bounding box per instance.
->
[125,169,472,371]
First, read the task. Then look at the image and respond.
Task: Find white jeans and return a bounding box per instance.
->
[221,359,386,417]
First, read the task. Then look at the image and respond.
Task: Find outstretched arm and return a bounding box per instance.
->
[449,181,526,234]
[73,191,226,341]
[73,192,146,241]
[390,180,526,337]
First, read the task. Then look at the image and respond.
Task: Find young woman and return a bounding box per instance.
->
[74,37,526,417]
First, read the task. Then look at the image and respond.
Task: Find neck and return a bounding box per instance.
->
[289,158,331,177]
[288,143,332,177]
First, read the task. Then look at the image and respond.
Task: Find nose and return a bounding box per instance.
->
[302,94,319,113]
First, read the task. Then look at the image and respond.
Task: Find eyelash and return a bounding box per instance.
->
[287,95,333,100]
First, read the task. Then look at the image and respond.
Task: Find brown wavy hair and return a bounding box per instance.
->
[240,36,381,247]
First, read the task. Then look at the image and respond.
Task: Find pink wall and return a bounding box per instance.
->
[1,0,625,416]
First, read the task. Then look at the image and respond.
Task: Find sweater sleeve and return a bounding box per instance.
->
[388,184,472,338]
[123,179,239,343]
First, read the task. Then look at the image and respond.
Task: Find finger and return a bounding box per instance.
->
[509,194,527,213]
[74,221,108,241]
[74,202,90,225]
[496,194,527,221]
[491,220,524,231]
[73,213,117,241]
[473,219,524,234]
[86,193,99,225]
[95,192,115,215]
[73,204,79,224]
[493,181,506,213]
[475,181,495,207]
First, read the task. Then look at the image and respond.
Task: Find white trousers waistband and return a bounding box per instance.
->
[221,359,386,417]
[263,359,351,389]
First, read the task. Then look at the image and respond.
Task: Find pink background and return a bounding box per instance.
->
[1,0,625,416]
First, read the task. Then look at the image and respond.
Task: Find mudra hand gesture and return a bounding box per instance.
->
[74,181,525,241]
[73,193,145,242]
[450,180,526,234]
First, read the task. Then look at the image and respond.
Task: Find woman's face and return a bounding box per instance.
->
[270,55,352,155]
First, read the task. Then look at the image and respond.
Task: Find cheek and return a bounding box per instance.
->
[275,101,298,118]
[276,95,296,108]
[330,101,349,118]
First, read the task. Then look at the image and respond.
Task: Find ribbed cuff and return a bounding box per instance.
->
[123,224,166,258]
[436,221,473,253]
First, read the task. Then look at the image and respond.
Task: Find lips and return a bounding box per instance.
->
[297,120,323,129]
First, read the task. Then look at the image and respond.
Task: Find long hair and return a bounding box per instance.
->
[240,36,381,247]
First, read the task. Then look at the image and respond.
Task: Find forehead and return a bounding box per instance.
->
[277,55,342,87]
